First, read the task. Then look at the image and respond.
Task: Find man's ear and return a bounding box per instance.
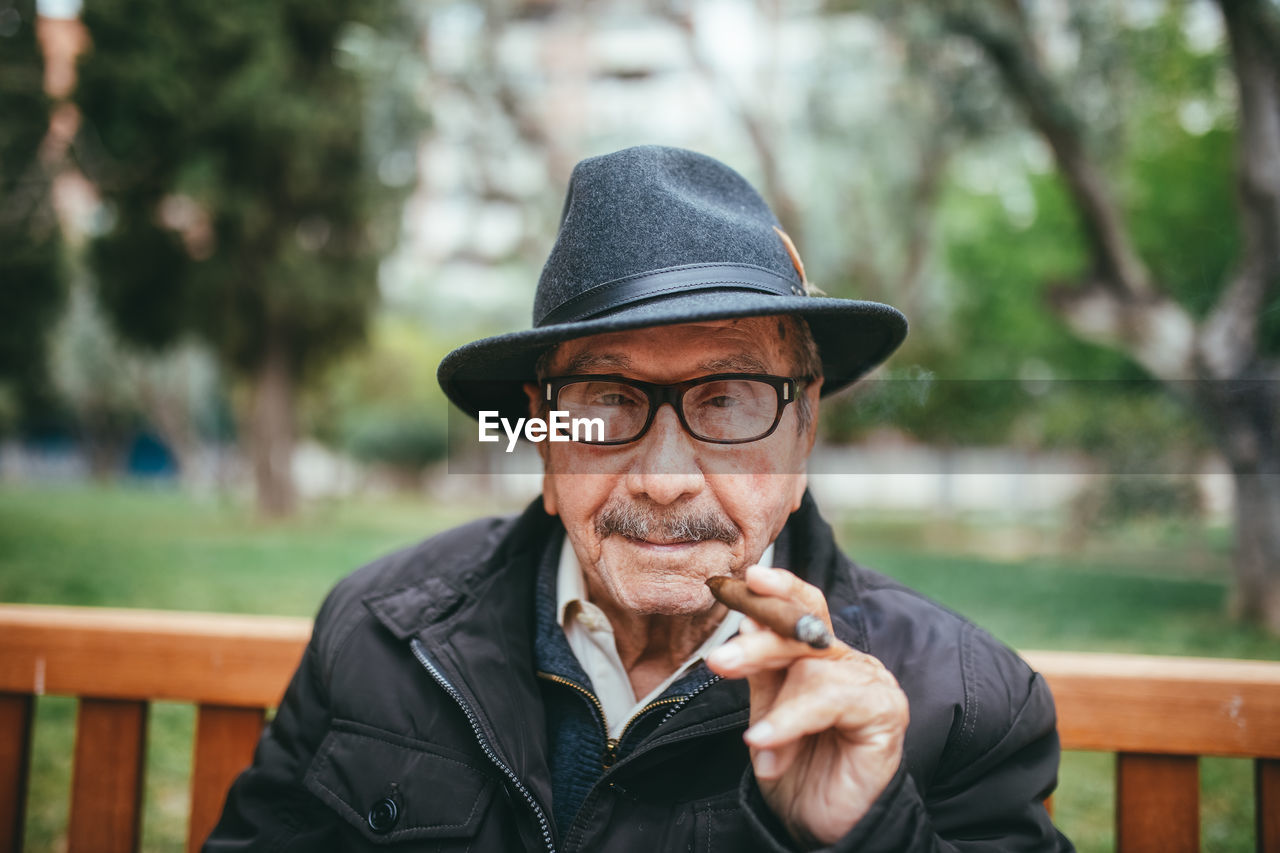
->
[792,376,822,511]
[523,381,543,419]
[523,382,550,462]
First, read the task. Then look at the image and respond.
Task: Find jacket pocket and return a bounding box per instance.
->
[304,720,496,846]
[691,792,758,853]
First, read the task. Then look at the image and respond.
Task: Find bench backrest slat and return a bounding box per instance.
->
[1259,759,1280,853]
[69,698,147,853]
[1116,753,1199,852]
[0,693,33,853]
[187,705,267,853]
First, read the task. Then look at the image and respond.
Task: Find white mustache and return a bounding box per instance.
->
[595,501,740,544]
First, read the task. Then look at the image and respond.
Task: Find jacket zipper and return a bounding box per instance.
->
[412,639,557,853]
[537,671,724,852]
[536,671,717,767]
[655,674,723,727]
[615,695,688,751]
[537,672,618,764]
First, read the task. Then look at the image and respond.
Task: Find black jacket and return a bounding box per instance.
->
[206,494,1073,852]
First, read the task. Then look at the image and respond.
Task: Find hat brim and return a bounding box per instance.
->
[438,290,908,423]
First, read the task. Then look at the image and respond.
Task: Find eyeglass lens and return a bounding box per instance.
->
[556,378,781,443]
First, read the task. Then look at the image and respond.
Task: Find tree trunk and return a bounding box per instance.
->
[135,361,200,491]
[1201,377,1280,631]
[248,333,296,518]
[1230,467,1280,631]
[81,409,128,480]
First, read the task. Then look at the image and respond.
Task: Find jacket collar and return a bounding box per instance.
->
[363,500,557,640]
[786,490,870,653]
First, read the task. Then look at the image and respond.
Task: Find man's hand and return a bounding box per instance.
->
[705,564,909,848]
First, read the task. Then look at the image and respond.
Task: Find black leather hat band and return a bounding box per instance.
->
[536,263,804,327]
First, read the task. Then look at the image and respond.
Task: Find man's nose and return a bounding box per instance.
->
[624,403,705,505]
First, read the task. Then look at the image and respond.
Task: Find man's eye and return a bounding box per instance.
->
[594,393,638,406]
[702,395,739,409]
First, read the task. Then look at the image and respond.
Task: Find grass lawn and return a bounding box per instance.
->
[2,483,1277,851]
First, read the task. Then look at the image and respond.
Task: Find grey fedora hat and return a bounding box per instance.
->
[438,145,907,422]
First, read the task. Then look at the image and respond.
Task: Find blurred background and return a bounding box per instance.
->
[2,0,1279,849]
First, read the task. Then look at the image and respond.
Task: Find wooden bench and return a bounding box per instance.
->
[1,604,1278,852]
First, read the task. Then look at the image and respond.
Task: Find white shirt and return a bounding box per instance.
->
[556,541,774,739]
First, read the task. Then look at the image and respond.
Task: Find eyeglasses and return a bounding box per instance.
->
[542,373,800,445]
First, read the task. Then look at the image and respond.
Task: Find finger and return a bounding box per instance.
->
[706,627,844,677]
[745,564,831,625]
[711,616,786,716]
[750,739,803,782]
[743,651,898,735]
[743,664,907,751]
[743,650,893,730]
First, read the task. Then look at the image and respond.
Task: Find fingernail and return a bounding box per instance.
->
[745,720,774,745]
[707,645,743,669]
[755,749,778,777]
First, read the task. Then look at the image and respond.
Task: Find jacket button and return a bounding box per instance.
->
[367,797,399,833]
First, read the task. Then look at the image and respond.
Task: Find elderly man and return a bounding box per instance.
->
[207,146,1072,851]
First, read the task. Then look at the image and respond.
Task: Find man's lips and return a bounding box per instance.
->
[622,534,709,548]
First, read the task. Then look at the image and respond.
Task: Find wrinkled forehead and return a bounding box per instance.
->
[542,317,792,378]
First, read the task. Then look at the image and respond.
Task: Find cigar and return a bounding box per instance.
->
[706,576,833,649]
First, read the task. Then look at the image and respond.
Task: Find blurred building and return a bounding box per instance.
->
[382,1,892,334]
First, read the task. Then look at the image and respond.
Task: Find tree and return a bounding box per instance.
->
[882,0,1280,631]
[304,316,450,486]
[75,0,419,515]
[0,0,66,431]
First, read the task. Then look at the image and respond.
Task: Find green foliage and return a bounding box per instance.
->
[826,1,1259,469]
[1034,385,1209,461]
[0,0,66,429]
[341,409,447,471]
[829,26,1243,459]
[88,206,190,347]
[305,316,451,472]
[1113,3,1244,327]
[1071,476,1204,532]
[1042,390,1211,531]
[824,169,1141,446]
[74,0,420,378]
[822,371,1031,447]
[940,171,1137,379]
[1130,125,1241,309]
[0,0,47,166]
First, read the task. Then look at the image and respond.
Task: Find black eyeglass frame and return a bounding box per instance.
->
[542,373,801,445]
